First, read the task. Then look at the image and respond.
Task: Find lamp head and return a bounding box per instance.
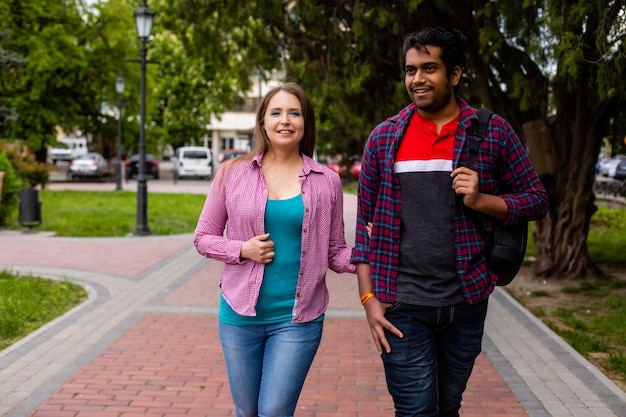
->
[133,1,155,40]
[115,72,125,94]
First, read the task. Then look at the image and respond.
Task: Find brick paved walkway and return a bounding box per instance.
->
[0,182,624,416]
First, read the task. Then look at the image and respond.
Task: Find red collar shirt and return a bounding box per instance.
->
[351,99,549,304]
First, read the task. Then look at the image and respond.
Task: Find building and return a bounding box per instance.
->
[203,72,283,163]
[203,111,255,162]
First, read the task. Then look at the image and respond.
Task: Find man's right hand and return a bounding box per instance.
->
[362,297,403,354]
[357,263,403,353]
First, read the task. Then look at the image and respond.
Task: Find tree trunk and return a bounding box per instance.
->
[534,178,606,279]
[525,89,612,279]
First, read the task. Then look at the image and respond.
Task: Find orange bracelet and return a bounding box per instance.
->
[360,291,376,305]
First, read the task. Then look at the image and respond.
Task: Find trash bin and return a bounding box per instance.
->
[19,188,42,228]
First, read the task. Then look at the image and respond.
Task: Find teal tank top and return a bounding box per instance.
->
[219,194,307,325]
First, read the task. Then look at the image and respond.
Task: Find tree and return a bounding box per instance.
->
[152,0,271,149]
[83,0,143,158]
[461,1,626,279]
[162,0,626,279]
[0,0,97,162]
[0,0,154,162]
[510,1,626,279]
[0,30,28,135]
[148,24,240,149]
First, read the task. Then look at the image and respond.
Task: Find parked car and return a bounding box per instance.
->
[125,153,160,180]
[600,157,622,178]
[220,148,247,163]
[349,159,362,179]
[614,158,626,180]
[327,155,361,180]
[596,157,611,174]
[67,152,108,180]
[50,138,88,164]
[173,146,214,179]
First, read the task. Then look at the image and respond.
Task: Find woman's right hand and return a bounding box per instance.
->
[240,233,275,263]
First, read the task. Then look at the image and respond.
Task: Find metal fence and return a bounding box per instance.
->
[594,179,626,199]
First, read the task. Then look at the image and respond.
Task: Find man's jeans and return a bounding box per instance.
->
[381,300,488,417]
[219,320,323,417]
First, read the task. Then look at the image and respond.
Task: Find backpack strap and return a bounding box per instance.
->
[464,108,495,247]
[466,108,494,169]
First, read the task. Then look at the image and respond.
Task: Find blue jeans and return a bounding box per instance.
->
[219,320,323,417]
[381,300,488,417]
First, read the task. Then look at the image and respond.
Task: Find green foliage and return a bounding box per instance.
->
[5,150,49,188]
[545,278,626,380]
[0,30,28,134]
[0,0,147,159]
[547,1,626,100]
[608,352,626,375]
[86,0,145,156]
[149,27,236,148]
[0,269,87,350]
[151,0,278,149]
[0,151,22,226]
[2,0,90,155]
[530,307,547,318]
[17,159,48,188]
[588,206,626,268]
[554,307,590,331]
[558,328,608,357]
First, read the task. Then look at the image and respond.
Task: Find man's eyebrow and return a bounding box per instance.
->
[405,61,440,69]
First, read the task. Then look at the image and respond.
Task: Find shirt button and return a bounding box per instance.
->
[303,228,308,233]
[296,292,301,297]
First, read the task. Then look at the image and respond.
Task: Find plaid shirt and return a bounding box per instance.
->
[351,98,548,304]
[194,153,355,323]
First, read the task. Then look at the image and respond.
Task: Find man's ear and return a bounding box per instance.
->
[451,66,462,86]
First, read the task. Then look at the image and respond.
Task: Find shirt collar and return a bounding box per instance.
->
[250,152,324,175]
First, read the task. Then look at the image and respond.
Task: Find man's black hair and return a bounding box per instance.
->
[401,27,468,78]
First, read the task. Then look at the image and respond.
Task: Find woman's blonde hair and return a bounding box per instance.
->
[250,82,316,158]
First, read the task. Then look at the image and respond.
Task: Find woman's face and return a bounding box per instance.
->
[263,90,305,152]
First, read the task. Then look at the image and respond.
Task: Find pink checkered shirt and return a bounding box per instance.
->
[194,153,356,323]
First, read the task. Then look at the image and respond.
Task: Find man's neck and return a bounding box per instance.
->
[417,100,460,134]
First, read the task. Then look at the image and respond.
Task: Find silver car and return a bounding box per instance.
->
[68,153,108,180]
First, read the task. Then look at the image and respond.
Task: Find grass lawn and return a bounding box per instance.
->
[4,190,208,237]
[0,269,87,350]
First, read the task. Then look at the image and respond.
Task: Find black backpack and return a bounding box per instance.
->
[466,108,528,286]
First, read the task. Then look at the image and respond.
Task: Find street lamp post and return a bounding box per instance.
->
[115,72,125,191]
[133,0,154,235]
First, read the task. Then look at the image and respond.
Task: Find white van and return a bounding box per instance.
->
[50,137,88,164]
[174,146,214,179]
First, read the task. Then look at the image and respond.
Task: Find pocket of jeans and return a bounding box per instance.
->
[384,302,403,314]
[473,298,489,312]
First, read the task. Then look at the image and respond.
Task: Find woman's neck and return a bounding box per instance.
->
[262,151,304,200]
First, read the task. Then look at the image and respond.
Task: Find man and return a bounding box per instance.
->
[351,27,549,417]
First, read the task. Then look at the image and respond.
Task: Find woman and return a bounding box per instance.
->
[194,82,355,417]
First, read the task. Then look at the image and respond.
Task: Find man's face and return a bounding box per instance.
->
[404,46,461,115]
